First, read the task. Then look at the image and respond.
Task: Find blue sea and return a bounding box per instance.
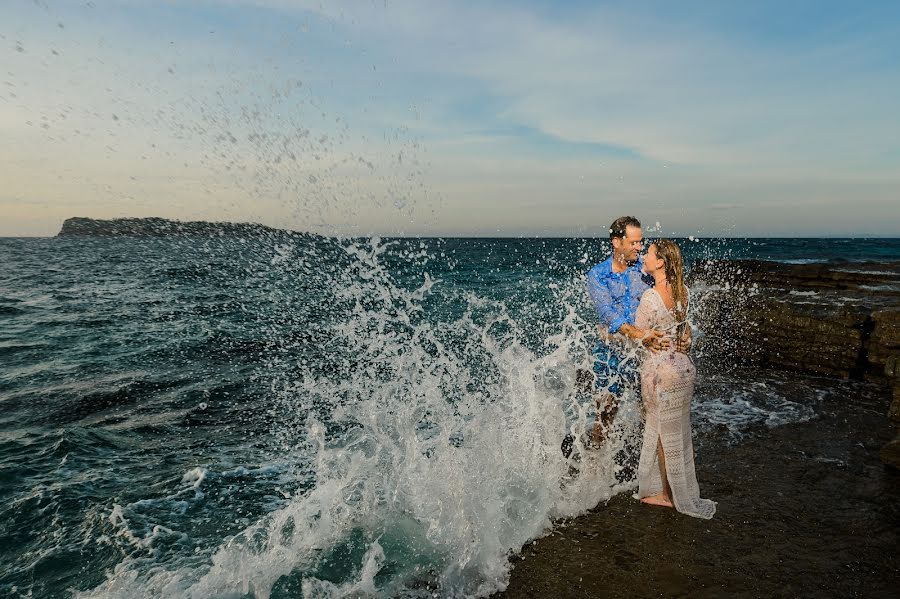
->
[2,235,899,598]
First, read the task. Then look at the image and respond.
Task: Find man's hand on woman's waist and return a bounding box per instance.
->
[617,323,671,352]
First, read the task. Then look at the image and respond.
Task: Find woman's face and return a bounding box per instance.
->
[644,244,663,273]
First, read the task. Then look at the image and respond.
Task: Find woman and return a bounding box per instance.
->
[634,239,715,519]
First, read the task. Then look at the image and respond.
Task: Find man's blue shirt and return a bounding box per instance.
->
[585,256,652,334]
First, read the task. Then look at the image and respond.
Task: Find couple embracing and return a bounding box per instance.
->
[585,216,716,520]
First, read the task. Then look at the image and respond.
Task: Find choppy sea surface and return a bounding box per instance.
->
[2,235,899,598]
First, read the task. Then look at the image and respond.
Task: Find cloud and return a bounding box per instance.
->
[387,2,899,168]
[1,0,899,236]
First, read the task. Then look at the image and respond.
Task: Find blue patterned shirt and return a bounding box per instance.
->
[585,256,652,334]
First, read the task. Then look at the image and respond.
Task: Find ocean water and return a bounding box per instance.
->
[1,235,899,598]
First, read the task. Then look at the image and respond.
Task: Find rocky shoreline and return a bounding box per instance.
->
[687,259,900,380]
[688,259,900,467]
[497,375,899,598]
[494,259,900,598]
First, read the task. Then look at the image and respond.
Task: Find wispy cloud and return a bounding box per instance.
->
[1,0,899,236]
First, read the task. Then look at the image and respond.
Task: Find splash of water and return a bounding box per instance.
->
[78,237,640,598]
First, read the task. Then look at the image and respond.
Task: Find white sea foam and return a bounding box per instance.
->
[859,284,900,291]
[181,467,208,490]
[79,239,632,599]
[778,259,826,264]
[835,269,899,276]
[693,378,818,445]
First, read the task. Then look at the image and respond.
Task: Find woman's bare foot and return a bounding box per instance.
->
[640,494,674,508]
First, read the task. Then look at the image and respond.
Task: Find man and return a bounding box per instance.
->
[584,216,689,446]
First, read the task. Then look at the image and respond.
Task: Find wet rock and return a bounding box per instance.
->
[890,387,900,423]
[869,311,900,383]
[880,433,900,470]
[689,260,900,381]
[497,386,900,598]
[689,260,900,466]
[691,259,900,296]
[884,355,900,422]
[889,391,900,423]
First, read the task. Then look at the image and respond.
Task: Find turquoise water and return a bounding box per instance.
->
[1,235,898,598]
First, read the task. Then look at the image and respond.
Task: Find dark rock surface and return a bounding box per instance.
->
[687,259,900,468]
[496,381,899,599]
[691,259,900,295]
[881,436,900,470]
[688,259,900,383]
[57,216,316,239]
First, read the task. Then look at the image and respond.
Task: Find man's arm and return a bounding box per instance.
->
[619,323,670,351]
[586,269,668,351]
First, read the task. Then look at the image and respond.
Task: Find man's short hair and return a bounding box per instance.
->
[609,216,641,241]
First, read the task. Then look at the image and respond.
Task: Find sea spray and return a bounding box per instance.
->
[78,236,639,598]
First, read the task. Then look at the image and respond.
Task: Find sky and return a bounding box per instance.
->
[2,0,899,237]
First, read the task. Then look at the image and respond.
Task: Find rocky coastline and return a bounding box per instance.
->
[496,258,899,598]
[688,259,900,380]
[497,380,898,598]
[687,259,900,467]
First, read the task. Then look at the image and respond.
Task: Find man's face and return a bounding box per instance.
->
[612,225,643,264]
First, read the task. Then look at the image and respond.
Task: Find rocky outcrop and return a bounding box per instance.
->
[691,259,900,294]
[57,216,316,239]
[688,259,900,381]
[687,259,900,468]
[870,311,900,385]
[690,291,872,378]
[887,356,900,422]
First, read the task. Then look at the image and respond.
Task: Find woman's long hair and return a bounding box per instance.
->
[653,239,688,338]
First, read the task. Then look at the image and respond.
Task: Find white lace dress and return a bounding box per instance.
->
[635,287,716,519]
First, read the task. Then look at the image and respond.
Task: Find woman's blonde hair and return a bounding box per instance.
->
[652,239,688,337]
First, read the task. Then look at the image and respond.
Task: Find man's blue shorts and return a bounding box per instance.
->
[591,342,639,397]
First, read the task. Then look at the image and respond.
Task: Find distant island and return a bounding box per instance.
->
[57,217,314,238]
